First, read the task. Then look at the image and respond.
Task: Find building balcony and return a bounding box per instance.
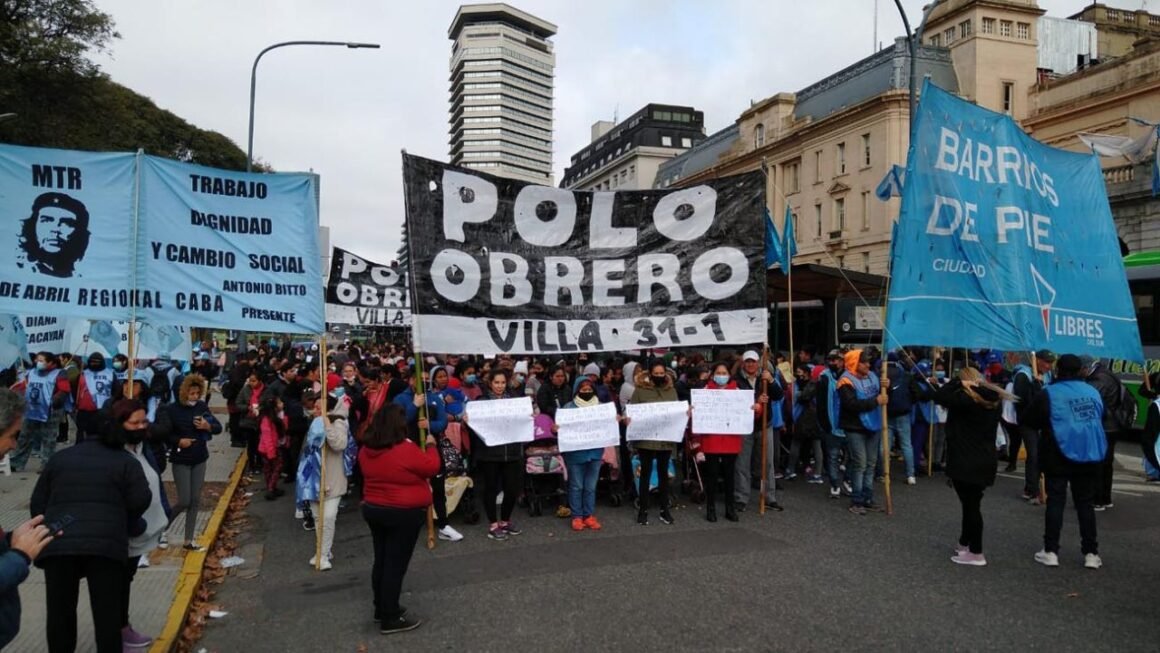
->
[1104,162,1154,202]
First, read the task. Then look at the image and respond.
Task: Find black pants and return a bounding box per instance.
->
[228,410,243,445]
[480,459,522,524]
[241,426,260,472]
[952,480,985,554]
[362,504,425,621]
[1044,472,1099,555]
[123,555,141,627]
[43,555,126,653]
[636,449,672,512]
[1095,433,1118,506]
[431,474,448,528]
[703,454,737,510]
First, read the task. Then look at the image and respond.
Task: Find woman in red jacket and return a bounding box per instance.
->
[692,363,749,523]
[358,403,439,635]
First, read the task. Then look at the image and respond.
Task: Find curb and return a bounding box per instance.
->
[150,450,249,653]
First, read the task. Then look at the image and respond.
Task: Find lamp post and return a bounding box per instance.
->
[246,41,380,172]
[893,0,943,134]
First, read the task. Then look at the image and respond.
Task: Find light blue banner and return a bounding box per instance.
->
[0,145,137,318]
[136,156,323,333]
[887,81,1143,361]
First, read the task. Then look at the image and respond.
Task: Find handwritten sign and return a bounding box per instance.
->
[465,396,534,447]
[625,401,689,443]
[556,402,619,453]
[691,388,754,435]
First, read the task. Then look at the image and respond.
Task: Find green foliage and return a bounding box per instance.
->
[0,0,118,74]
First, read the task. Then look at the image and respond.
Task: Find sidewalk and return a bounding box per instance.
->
[0,405,241,653]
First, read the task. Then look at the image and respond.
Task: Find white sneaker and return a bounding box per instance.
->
[295,508,305,519]
[1034,550,1059,567]
[137,557,151,568]
[308,556,333,571]
[907,476,917,486]
[438,525,464,542]
[1084,553,1103,570]
[157,533,168,550]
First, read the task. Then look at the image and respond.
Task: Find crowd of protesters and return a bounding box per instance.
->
[0,334,1150,644]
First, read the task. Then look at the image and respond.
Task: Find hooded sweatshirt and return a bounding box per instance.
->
[561,377,606,465]
[836,349,883,434]
[619,362,638,408]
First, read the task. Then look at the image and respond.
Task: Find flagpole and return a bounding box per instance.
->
[315,333,328,571]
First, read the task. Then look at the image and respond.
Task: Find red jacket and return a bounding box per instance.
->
[359,439,440,509]
[692,380,744,455]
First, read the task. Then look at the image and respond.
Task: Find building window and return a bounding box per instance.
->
[999,20,1012,37]
[836,142,846,175]
[929,33,942,47]
[862,252,871,273]
[944,27,955,44]
[792,212,799,239]
[960,20,972,38]
[681,137,692,148]
[837,255,845,269]
[814,150,823,182]
[1016,22,1030,40]
[661,136,672,147]
[861,133,871,167]
[629,164,636,178]
[611,176,618,189]
[982,17,995,34]
[861,191,871,230]
[1002,82,1015,115]
[834,198,846,231]
[755,123,765,148]
[814,203,823,238]
[787,162,800,193]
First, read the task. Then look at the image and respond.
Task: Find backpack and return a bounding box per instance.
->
[1114,381,1138,431]
[439,437,465,476]
[149,369,173,405]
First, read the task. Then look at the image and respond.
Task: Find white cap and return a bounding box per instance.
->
[583,362,601,377]
[742,350,761,362]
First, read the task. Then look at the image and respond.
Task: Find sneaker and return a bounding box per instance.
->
[121,625,153,648]
[308,556,333,571]
[137,557,150,568]
[829,487,841,499]
[766,501,784,512]
[183,542,204,552]
[265,490,278,501]
[583,515,602,530]
[1084,553,1103,570]
[907,476,917,486]
[1034,550,1060,567]
[636,511,649,526]
[158,533,168,550]
[1146,476,1160,484]
[954,544,969,556]
[487,525,507,541]
[295,508,305,519]
[841,481,853,497]
[951,552,987,567]
[807,475,825,484]
[1103,503,1114,509]
[1093,504,1106,512]
[374,606,407,622]
[849,505,866,515]
[437,525,464,542]
[501,522,522,536]
[1026,497,1043,506]
[1021,490,1035,501]
[734,503,747,512]
[302,517,315,532]
[864,502,885,513]
[658,509,674,525]
[380,615,422,635]
[571,517,586,531]
[774,471,785,479]
[784,472,797,481]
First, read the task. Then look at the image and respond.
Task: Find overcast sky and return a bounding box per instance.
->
[92,0,1103,263]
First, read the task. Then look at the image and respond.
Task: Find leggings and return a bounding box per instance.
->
[703,454,737,509]
[43,555,125,653]
[263,451,283,493]
[636,449,672,512]
[952,480,985,554]
[171,461,207,543]
[480,459,522,524]
[123,556,141,627]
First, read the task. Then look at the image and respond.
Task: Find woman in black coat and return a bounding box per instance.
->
[30,412,151,653]
[934,367,1014,568]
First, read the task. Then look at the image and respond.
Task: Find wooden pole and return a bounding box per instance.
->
[879,353,893,515]
[1031,351,1047,504]
[759,346,770,515]
[414,355,436,550]
[315,334,328,571]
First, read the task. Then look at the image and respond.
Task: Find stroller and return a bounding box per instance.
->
[596,446,624,507]
[524,414,566,517]
[442,421,480,525]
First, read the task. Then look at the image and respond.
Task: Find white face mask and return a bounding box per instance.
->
[186,400,198,407]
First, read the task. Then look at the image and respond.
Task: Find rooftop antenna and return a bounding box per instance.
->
[614,103,619,124]
[874,0,879,53]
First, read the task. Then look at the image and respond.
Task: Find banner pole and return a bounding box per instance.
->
[759,346,770,515]
[315,333,328,571]
[414,354,436,550]
[126,323,136,399]
[127,149,143,400]
[879,236,895,516]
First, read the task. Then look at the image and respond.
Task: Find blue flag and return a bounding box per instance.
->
[781,204,797,275]
[886,81,1143,361]
[876,165,905,201]
[764,208,783,270]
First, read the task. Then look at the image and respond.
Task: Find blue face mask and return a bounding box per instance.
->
[713,374,730,386]
[35,361,47,372]
[466,374,478,385]
[333,387,346,399]
[935,371,946,380]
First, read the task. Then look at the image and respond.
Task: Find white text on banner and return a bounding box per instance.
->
[625,401,689,443]
[556,402,619,453]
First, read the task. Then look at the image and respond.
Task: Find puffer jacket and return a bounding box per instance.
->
[155,375,223,466]
[935,380,1000,487]
[1086,365,1125,434]
[29,440,151,563]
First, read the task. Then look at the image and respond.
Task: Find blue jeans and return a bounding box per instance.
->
[886,415,915,477]
[824,432,846,490]
[846,429,881,506]
[566,459,603,518]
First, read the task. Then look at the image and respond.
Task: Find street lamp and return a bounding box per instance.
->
[893,0,943,134]
[246,40,380,172]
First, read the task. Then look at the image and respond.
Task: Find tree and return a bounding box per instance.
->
[0,0,119,75]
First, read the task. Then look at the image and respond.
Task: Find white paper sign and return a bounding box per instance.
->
[465,396,534,447]
[625,400,689,443]
[691,388,754,435]
[556,402,619,453]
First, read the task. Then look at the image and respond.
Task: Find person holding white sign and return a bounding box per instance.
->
[560,377,619,532]
[626,362,681,526]
[465,370,526,541]
[690,363,748,523]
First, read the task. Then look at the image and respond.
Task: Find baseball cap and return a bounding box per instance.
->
[742,350,760,362]
[1034,349,1056,363]
[826,349,843,360]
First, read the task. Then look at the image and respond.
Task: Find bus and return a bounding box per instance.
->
[1107,250,1160,432]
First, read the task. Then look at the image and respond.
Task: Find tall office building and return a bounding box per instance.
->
[448,3,556,185]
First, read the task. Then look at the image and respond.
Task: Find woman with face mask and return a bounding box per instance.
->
[561,377,616,531]
[153,375,222,550]
[691,363,745,522]
[116,399,170,649]
[626,361,681,526]
[465,370,524,541]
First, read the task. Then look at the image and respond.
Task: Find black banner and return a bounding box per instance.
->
[402,154,767,354]
[324,246,410,327]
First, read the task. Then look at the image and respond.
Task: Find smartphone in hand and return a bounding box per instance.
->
[46,515,75,534]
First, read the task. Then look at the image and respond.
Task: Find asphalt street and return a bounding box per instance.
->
[199,458,1159,653]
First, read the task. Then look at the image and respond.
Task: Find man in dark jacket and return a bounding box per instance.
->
[816,350,849,499]
[733,350,783,512]
[0,389,55,649]
[1023,354,1106,570]
[1006,350,1053,502]
[1081,356,1125,510]
[837,349,889,514]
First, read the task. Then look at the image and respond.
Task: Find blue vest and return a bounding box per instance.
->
[912,378,936,424]
[840,371,882,432]
[1045,380,1106,463]
[82,369,115,411]
[818,369,845,437]
[25,369,61,423]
